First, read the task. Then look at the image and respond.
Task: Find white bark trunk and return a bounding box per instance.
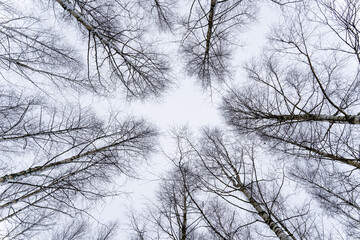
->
[55,0,129,61]
[265,134,360,169]
[0,139,123,184]
[267,113,360,124]
[240,186,294,240]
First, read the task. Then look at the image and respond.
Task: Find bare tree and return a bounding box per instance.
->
[151,165,205,240]
[179,0,302,90]
[180,0,257,89]
[129,211,149,240]
[55,0,173,98]
[0,92,158,238]
[290,162,360,238]
[49,219,118,240]
[136,0,177,31]
[129,159,206,239]
[185,128,326,240]
[0,0,172,98]
[221,0,360,238]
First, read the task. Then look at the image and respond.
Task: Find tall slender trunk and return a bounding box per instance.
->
[265,113,360,124]
[221,160,295,240]
[203,0,217,65]
[0,136,131,184]
[262,133,360,169]
[181,187,188,240]
[239,184,295,240]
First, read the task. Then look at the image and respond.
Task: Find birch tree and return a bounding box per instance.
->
[136,0,177,31]
[55,0,173,98]
[129,134,207,240]
[49,220,118,240]
[1,0,172,98]
[0,96,158,238]
[180,0,256,89]
[221,0,360,237]
[144,165,205,240]
[182,128,325,240]
[180,0,301,90]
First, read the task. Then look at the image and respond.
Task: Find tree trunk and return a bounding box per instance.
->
[265,113,360,124]
[239,185,295,240]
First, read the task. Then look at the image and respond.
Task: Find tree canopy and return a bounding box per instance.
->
[0,0,359,239]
